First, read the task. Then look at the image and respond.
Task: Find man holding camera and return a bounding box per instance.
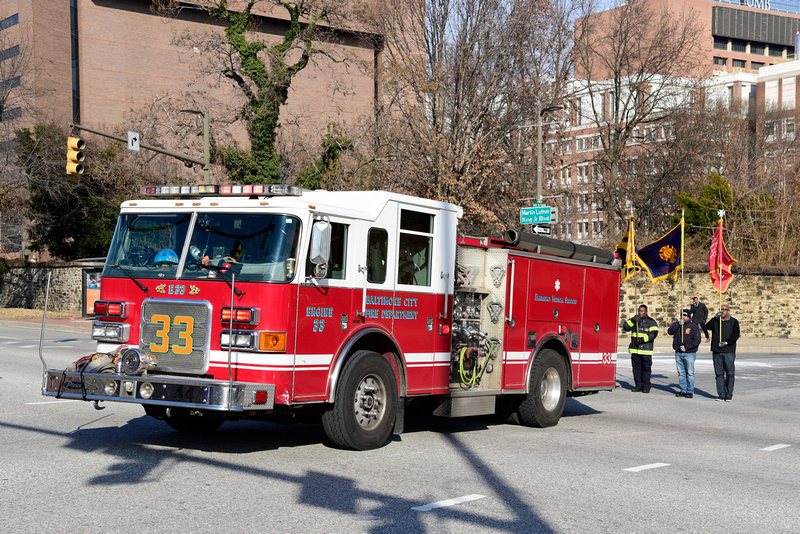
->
[705,305,740,401]
[622,304,659,393]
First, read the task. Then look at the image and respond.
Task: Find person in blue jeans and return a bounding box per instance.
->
[667,309,702,398]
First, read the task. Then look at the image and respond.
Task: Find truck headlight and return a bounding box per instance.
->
[92,322,130,343]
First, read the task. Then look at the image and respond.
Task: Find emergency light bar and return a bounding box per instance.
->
[139,184,303,197]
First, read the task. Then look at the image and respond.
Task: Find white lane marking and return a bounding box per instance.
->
[760,444,791,451]
[26,400,78,405]
[623,463,671,472]
[412,494,486,511]
[0,336,20,340]
[20,345,73,349]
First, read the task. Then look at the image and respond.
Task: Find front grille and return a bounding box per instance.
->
[140,299,211,374]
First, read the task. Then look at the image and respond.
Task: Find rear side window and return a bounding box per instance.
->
[398,210,433,286]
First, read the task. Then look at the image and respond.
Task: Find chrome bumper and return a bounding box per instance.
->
[42,369,275,411]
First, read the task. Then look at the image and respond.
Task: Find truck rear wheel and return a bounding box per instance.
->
[321,350,398,450]
[517,348,567,428]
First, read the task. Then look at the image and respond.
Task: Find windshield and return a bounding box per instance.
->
[103,212,301,282]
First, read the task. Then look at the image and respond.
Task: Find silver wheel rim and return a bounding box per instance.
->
[353,373,386,430]
[540,367,561,412]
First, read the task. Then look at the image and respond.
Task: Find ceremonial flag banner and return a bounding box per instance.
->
[615,216,639,281]
[709,219,736,292]
[636,220,683,282]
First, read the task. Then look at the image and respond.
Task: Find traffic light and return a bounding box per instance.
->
[66,136,85,175]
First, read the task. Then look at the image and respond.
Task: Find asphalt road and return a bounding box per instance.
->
[1,325,798,533]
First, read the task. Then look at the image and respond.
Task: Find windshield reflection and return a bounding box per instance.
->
[103,212,301,282]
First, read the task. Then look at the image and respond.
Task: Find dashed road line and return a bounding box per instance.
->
[412,494,486,511]
[623,463,671,472]
[760,444,791,451]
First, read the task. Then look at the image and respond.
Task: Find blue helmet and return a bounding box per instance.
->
[154,249,178,266]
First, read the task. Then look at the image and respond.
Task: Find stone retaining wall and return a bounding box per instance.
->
[3,265,798,338]
[619,272,800,339]
[0,265,85,312]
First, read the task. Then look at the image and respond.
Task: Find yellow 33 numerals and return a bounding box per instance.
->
[150,314,195,355]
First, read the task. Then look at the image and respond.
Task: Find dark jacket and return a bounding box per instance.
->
[667,320,702,353]
[705,315,740,353]
[690,301,708,325]
[622,314,658,355]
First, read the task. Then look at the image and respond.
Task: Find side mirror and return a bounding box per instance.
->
[309,220,331,278]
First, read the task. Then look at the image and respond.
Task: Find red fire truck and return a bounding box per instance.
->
[41,185,621,450]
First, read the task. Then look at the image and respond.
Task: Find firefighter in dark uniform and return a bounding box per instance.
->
[622,304,659,393]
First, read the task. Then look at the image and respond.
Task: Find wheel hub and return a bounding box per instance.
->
[354,377,385,429]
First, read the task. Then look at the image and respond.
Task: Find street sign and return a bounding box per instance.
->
[128,131,140,152]
[521,205,552,225]
[532,225,551,235]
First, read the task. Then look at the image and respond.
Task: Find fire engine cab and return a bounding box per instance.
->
[41,185,621,450]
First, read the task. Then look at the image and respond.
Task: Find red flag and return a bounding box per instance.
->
[709,219,736,292]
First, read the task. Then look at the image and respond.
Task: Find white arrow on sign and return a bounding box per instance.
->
[127,130,140,152]
[532,225,551,235]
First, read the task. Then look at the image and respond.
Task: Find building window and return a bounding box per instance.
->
[0,14,18,31]
[750,43,765,55]
[751,62,765,70]
[769,46,784,57]
[765,121,777,140]
[766,80,779,109]
[713,57,726,67]
[0,76,20,91]
[785,118,795,138]
[714,37,728,50]
[783,77,795,110]
[731,39,747,53]
[732,59,746,69]
[1,45,20,62]
[1,107,21,121]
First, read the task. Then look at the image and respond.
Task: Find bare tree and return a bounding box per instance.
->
[572,0,705,233]
[0,23,35,254]
[153,0,358,183]
[357,0,575,235]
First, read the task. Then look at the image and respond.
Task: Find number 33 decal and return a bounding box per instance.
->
[150,314,195,354]
[312,319,325,333]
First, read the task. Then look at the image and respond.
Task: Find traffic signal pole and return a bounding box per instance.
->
[69,122,210,178]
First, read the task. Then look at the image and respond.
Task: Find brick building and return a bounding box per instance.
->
[545,0,800,245]
[0,0,381,148]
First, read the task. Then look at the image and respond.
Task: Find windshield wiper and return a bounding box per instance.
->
[190,262,245,298]
[107,264,149,295]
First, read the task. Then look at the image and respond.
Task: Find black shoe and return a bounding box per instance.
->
[632,387,642,392]
[715,397,725,402]
[642,388,650,393]
[675,392,686,397]
[685,393,693,399]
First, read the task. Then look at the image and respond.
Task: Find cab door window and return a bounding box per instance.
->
[367,228,388,283]
[305,222,348,279]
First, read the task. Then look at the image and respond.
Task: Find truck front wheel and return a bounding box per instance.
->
[517,348,567,428]
[321,350,398,450]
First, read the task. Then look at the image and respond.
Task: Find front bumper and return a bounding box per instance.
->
[42,369,275,411]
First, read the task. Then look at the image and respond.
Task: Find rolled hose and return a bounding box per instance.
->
[503,229,615,265]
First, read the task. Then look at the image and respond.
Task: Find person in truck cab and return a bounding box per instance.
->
[622,304,658,393]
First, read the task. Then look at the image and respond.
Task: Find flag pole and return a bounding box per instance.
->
[681,210,685,345]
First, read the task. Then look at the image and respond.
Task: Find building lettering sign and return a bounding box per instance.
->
[742,0,771,10]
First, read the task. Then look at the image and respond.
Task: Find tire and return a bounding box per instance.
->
[160,407,225,433]
[517,348,568,428]
[321,350,398,450]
